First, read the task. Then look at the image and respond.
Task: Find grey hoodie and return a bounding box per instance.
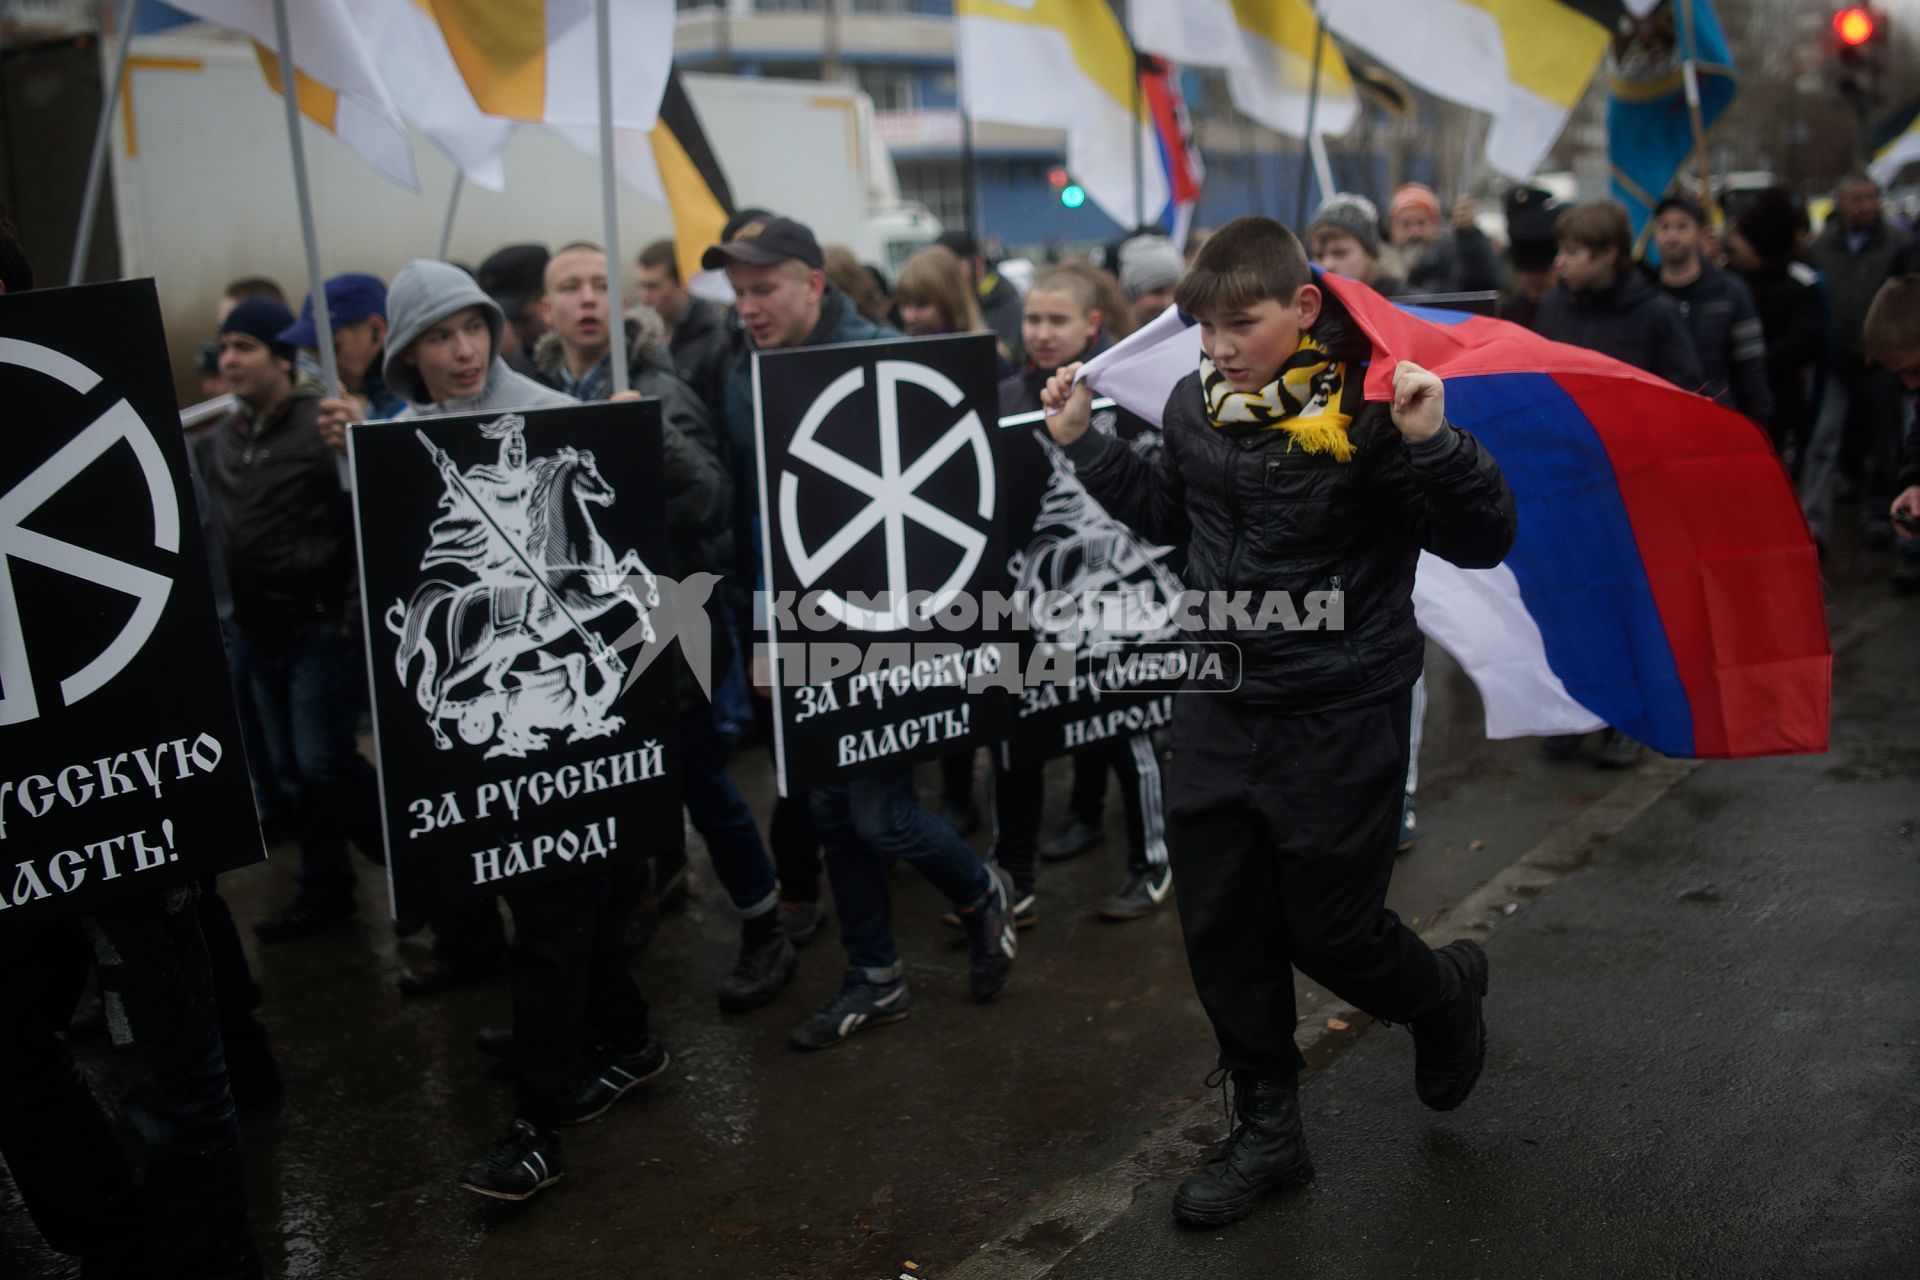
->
[382,258,576,418]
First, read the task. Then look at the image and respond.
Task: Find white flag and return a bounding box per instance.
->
[345,0,513,190]
[1134,0,1359,140]
[167,0,418,189]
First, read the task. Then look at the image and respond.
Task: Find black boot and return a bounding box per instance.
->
[1412,939,1489,1111]
[1172,1072,1314,1226]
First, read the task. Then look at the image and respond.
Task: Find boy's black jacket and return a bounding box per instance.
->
[1062,371,1516,711]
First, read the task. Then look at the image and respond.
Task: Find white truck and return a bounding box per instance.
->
[102,31,941,393]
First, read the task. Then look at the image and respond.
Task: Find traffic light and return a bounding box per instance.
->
[1834,7,1874,45]
[1832,6,1891,111]
[1048,165,1085,208]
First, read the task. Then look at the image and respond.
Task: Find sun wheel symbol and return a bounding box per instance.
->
[0,337,178,726]
[776,359,994,632]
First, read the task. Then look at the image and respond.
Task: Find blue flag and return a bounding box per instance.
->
[1607,0,1737,242]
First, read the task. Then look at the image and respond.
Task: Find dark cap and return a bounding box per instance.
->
[701,217,824,271]
[1504,185,1562,272]
[220,298,297,362]
[1653,194,1708,225]
[278,272,387,347]
[720,207,776,243]
[935,229,979,260]
[476,242,549,319]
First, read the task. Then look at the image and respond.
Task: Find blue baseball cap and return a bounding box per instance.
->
[278,272,388,347]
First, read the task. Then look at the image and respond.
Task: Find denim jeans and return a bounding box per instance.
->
[812,768,991,973]
[221,620,288,825]
[244,621,382,902]
[0,886,260,1279]
[680,702,779,917]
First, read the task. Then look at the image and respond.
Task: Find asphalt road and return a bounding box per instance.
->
[3,544,1914,1280]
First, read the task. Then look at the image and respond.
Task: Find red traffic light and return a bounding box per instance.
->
[1047,166,1070,189]
[1834,7,1875,45]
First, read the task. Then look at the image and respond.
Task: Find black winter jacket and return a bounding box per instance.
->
[1656,263,1773,420]
[1404,226,1502,295]
[1737,261,1827,453]
[1806,217,1910,370]
[194,385,357,634]
[1535,272,1704,392]
[1061,371,1516,711]
[669,295,737,420]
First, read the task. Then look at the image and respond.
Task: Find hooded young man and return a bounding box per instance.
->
[1041,216,1515,1228]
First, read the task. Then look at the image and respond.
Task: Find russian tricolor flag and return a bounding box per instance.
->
[1078,271,1831,760]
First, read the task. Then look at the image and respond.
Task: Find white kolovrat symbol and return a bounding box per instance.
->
[777,359,994,631]
[0,338,178,726]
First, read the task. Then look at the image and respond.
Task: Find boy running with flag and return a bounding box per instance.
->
[1039,216,1517,1226]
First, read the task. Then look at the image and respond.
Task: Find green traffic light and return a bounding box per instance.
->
[1062,184,1087,208]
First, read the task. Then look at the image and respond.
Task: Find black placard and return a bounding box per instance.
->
[348,402,680,916]
[754,334,1017,793]
[0,280,264,928]
[994,405,1193,767]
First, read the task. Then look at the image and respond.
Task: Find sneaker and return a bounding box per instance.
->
[253,896,355,945]
[941,890,1037,931]
[556,1035,670,1126]
[1039,816,1104,863]
[1539,733,1585,762]
[1412,939,1489,1112]
[789,971,911,1051]
[716,929,797,1013]
[458,1120,564,1202]
[956,864,1018,1001]
[1594,728,1642,770]
[778,899,827,948]
[1097,866,1173,921]
[1397,792,1417,854]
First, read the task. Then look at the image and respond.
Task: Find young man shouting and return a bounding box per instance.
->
[1041,216,1516,1227]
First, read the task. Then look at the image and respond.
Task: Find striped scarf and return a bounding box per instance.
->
[1200,334,1355,461]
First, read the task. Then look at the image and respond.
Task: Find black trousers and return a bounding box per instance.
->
[504,867,649,1126]
[991,732,1168,896]
[1166,690,1446,1077]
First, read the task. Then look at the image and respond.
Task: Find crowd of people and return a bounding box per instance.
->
[2,163,1917,1275]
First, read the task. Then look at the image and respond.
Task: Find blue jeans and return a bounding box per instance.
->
[681,702,779,916]
[0,886,260,1278]
[812,768,991,973]
[243,621,382,902]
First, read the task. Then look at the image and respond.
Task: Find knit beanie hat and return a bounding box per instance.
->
[1118,234,1184,299]
[219,298,297,363]
[1308,193,1383,258]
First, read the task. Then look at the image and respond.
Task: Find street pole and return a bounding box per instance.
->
[70,0,142,286]
[270,0,339,401]
[437,170,465,262]
[594,0,630,396]
[1678,0,1713,206]
[959,105,979,249]
[1130,43,1145,231]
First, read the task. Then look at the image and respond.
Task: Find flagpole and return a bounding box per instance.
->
[1130,41,1145,230]
[595,0,631,396]
[1296,5,1329,227]
[1678,0,1713,206]
[70,0,142,286]
[437,170,465,261]
[958,105,979,248]
[270,0,338,401]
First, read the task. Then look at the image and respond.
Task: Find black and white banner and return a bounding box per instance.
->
[349,401,681,916]
[754,333,1018,793]
[0,280,263,928]
[995,404,1191,767]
